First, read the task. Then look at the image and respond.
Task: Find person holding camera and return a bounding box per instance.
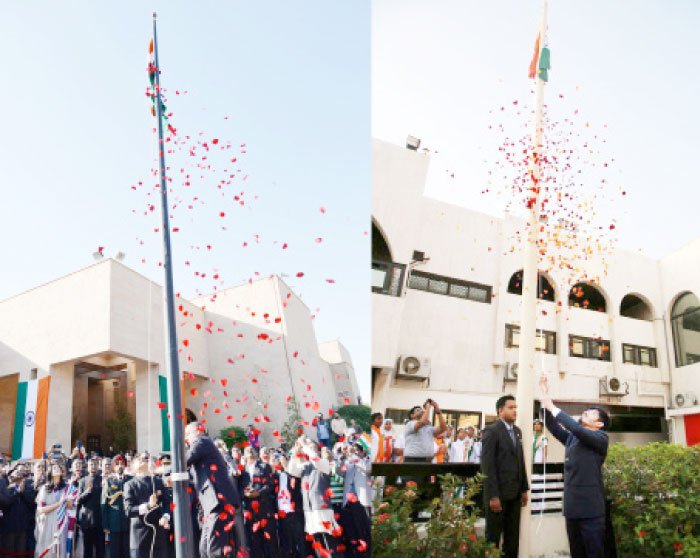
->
[403,399,447,462]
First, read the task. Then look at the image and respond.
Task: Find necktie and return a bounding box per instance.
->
[508,426,517,448]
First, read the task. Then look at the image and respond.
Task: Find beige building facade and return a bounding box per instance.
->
[0,259,358,457]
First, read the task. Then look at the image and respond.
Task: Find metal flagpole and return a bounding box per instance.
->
[151,13,194,558]
[516,3,548,556]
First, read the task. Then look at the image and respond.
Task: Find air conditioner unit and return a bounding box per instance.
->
[674,391,699,408]
[504,362,519,381]
[599,376,629,397]
[396,355,431,380]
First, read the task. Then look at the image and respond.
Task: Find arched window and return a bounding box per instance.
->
[371,219,405,296]
[507,270,555,302]
[620,294,653,321]
[568,283,606,312]
[372,220,392,262]
[671,292,700,367]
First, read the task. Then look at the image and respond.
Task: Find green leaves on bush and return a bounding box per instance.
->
[604,443,700,557]
[373,473,499,558]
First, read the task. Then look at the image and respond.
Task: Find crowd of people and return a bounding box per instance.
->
[368,402,550,465]
[369,405,483,465]
[0,415,371,558]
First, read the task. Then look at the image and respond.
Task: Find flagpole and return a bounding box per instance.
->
[151,13,194,558]
[517,2,548,557]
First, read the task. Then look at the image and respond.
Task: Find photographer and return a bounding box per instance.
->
[403,399,447,463]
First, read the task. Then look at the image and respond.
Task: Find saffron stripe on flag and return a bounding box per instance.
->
[12,381,27,460]
[33,377,51,459]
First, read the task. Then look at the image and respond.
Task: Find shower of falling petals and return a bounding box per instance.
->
[136,84,359,537]
[477,89,624,309]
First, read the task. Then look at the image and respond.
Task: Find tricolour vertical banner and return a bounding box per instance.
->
[12,376,50,459]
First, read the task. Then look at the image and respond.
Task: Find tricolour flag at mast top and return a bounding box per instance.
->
[12,377,51,459]
[528,32,551,82]
[147,37,174,134]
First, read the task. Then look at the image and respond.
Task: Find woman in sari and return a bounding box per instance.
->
[35,462,73,558]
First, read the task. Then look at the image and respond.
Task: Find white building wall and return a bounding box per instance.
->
[0,262,112,378]
[319,340,360,405]
[372,137,700,447]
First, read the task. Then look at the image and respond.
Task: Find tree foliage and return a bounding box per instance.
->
[105,399,135,452]
[337,404,372,434]
[280,396,304,449]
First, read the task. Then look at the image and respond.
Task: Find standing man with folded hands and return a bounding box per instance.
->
[538,375,610,558]
[480,395,529,558]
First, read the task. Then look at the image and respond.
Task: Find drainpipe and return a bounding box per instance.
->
[659,314,677,443]
[635,367,673,443]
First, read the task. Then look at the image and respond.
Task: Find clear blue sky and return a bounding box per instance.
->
[0,2,371,401]
[373,0,700,259]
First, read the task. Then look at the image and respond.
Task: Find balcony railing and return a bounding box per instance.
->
[372,260,406,297]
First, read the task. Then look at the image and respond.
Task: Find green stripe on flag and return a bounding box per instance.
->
[159,376,170,452]
[12,382,27,459]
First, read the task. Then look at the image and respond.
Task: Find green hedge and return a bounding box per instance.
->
[604,443,700,556]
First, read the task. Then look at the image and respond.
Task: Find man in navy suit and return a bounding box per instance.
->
[185,421,248,558]
[538,375,610,558]
[481,395,529,558]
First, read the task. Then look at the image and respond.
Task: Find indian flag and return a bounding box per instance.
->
[528,32,551,82]
[12,377,50,460]
[147,36,174,135]
[147,38,158,117]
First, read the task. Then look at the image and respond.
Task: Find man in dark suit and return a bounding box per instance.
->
[77,458,105,558]
[123,454,169,558]
[2,468,34,555]
[480,394,529,558]
[539,375,609,558]
[185,421,248,558]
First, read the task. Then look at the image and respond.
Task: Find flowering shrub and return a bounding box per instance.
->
[604,443,700,557]
[373,473,499,558]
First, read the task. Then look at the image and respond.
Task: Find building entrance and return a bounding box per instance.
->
[71,361,137,454]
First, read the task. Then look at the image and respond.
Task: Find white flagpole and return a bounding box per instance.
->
[517,2,548,557]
